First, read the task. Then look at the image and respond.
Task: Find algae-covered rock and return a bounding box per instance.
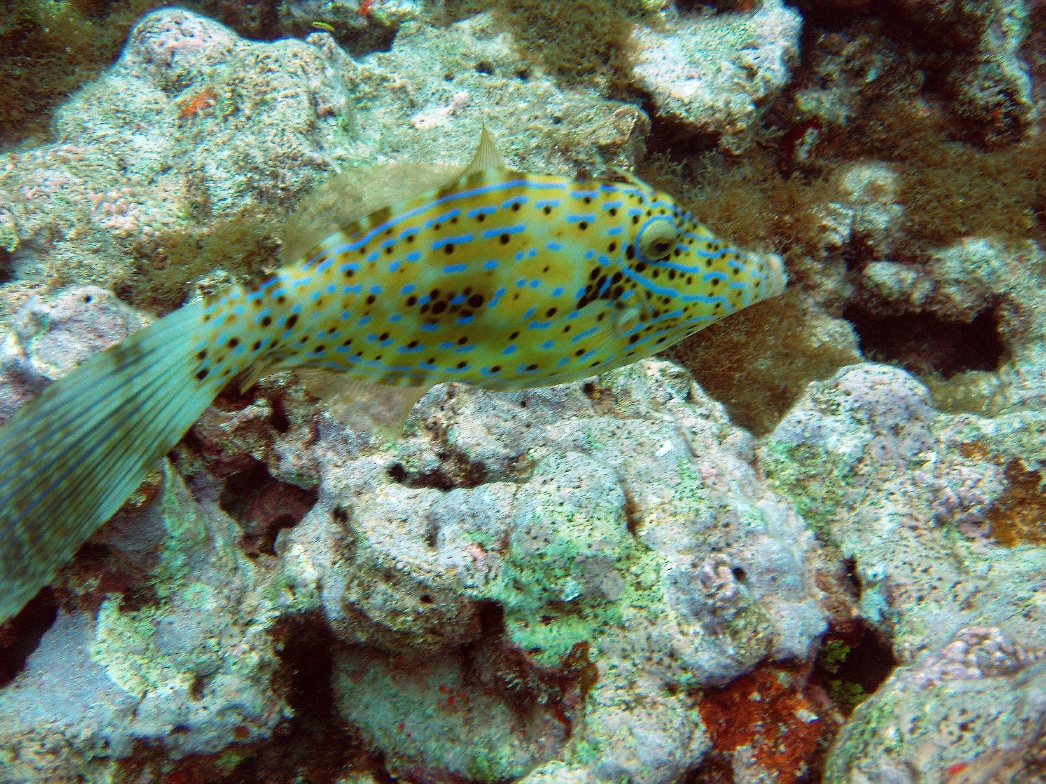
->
[282,359,826,783]
[629,0,801,154]
[763,363,1046,662]
[825,627,1046,784]
[0,461,289,782]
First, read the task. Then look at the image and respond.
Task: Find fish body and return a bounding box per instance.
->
[195,168,784,390]
[0,134,785,623]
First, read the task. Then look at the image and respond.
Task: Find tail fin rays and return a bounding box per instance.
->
[0,301,227,623]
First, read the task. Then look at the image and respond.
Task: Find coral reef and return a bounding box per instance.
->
[826,627,1046,783]
[281,359,826,782]
[630,0,802,154]
[0,0,1045,781]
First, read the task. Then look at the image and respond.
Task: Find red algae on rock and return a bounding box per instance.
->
[698,665,839,784]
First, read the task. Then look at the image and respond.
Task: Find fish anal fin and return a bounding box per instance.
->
[296,368,430,437]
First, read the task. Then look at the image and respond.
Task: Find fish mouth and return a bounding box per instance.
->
[761,252,788,298]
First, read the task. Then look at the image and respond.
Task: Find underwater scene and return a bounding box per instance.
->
[0,0,1045,782]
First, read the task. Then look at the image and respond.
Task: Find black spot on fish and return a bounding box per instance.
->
[285,314,298,329]
[543,206,552,215]
[228,337,240,349]
[444,244,455,255]
[609,208,617,216]
[468,293,484,307]
[629,334,639,344]
[407,340,418,348]
[406,295,417,306]
[313,345,325,353]
[366,295,376,305]
[500,234,510,245]
[261,316,272,327]
[578,222,588,231]
[197,350,207,360]
[491,365,501,372]
[626,246,635,260]
[546,307,557,317]
[526,363,538,371]
[511,203,521,211]
[407,235,415,243]
[380,332,390,340]
[456,336,468,345]
[608,242,616,252]
[509,331,519,340]
[456,361,467,369]
[196,369,209,380]
[477,214,486,223]
[252,340,261,351]
[432,301,447,315]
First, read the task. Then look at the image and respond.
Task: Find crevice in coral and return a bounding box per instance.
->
[842,304,1008,378]
[641,94,722,161]
[198,612,382,784]
[0,247,13,284]
[463,600,596,739]
[0,587,57,688]
[812,618,897,715]
[386,446,508,491]
[219,459,317,557]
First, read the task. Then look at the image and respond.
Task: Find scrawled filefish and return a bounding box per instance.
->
[0,130,786,623]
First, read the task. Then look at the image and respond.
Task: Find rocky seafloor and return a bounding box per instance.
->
[0,1,1045,783]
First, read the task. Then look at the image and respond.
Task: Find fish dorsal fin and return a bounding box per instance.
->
[460,127,505,177]
[296,368,431,436]
[610,165,649,189]
[280,162,460,265]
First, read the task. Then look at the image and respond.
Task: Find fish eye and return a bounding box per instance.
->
[637,220,678,260]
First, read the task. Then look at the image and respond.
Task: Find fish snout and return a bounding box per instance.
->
[759,251,788,298]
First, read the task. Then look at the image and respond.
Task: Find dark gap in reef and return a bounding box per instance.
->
[641,94,722,162]
[0,247,13,284]
[219,458,318,557]
[0,587,58,688]
[208,612,381,784]
[461,600,598,740]
[843,304,1008,378]
[812,617,898,716]
[683,751,735,784]
[193,0,283,40]
[386,447,496,491]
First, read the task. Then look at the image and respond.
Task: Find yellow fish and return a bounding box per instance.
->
[0,131,786,623]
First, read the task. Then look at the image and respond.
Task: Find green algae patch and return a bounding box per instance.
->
[761,440,855,542]
[482,454,642,667]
